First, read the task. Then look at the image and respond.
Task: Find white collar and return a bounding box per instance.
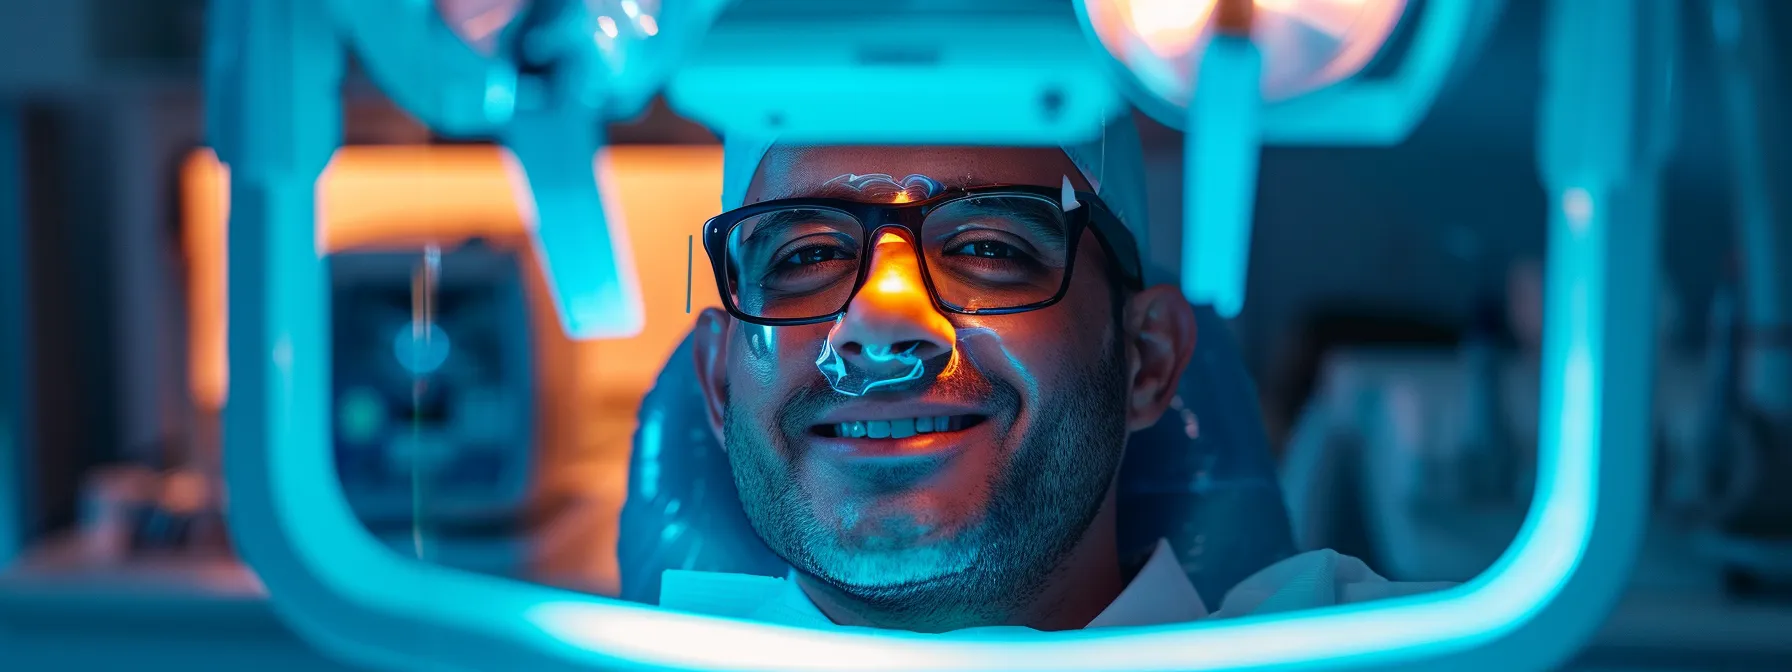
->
[659,544,1452,631]
[660,539,1208,631]
[1086,538,1210,627]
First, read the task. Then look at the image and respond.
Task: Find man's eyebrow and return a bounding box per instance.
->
[949,198,1067,247]
[808,181,879,200]
[739,208,852,258]
[754,182,865,203]
[766,173,951,203]
[744,209,816,243]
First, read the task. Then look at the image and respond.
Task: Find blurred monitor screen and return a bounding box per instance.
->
[179,144,725,594]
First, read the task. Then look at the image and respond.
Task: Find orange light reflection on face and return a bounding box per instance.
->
[180,144,725,594]
[876,274,914,295]
[868,232,925,296]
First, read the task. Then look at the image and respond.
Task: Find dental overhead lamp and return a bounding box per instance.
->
[327,0,730,339]
[1075,0,1503,316]
[666,0,1130,145]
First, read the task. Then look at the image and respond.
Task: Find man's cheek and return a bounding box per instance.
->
[731,330,784,389]
[956,325,1043,404]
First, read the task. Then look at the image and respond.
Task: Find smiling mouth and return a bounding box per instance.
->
[812,414,987,439]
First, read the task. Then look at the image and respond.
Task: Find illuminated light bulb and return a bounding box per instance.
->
[1083,0,1407,103]
[435,0,528,55]
[1123,0,1214,59]
[598,15,620,39]
[639,14,658,36]
[1080,0,1414,316]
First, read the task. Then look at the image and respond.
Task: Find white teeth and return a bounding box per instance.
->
[836,415,960,439]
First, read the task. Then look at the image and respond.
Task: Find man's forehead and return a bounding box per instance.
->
[745,145,1089,203]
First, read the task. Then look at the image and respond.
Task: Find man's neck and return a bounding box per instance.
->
[793,497,1126,633]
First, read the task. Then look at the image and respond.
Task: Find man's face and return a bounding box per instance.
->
[694,146,1188,621]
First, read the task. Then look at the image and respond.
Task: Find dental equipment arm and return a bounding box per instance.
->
[1525,0,1679,632]
[1182,0,1262,318]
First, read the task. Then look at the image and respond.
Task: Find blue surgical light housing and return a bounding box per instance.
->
[665,0,1130,146]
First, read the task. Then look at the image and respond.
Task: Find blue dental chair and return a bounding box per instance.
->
[619,302,1297,607]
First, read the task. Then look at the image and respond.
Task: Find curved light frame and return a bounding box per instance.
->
[1076,0,1506,146]
[213,0,1669,671]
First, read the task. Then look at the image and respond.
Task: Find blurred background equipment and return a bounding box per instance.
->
[329,244,536,578]
[1281,0,1792,603]
[1695,0,1792,595]
[0,104,24,568]
[177,144,731,595]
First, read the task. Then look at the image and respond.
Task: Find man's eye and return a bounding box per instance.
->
[778,246,853,268]
[949,240,1023,260]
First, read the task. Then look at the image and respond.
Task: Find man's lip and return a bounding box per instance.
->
[808,436,964,491]
[809,433,972,460]
[811,401,986,425]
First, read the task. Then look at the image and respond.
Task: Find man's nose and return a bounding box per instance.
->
[828,232,955,370]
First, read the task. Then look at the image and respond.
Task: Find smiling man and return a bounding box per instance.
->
[673,119,1449,633]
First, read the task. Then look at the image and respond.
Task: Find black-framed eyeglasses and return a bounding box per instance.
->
[702,184,1143,326]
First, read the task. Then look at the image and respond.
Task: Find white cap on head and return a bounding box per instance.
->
[718,116,1154,260]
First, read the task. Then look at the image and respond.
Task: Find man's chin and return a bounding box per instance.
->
[805,539,980,593]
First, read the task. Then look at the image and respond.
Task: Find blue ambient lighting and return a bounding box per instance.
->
[224,180,1622,671]
[517,207,1605,672]
[213,0,1656,670]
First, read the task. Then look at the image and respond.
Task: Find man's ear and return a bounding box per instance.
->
[692,308,732,448]
[1122,286,1197,432]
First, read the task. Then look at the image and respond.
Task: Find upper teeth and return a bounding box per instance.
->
[837,416,953,439]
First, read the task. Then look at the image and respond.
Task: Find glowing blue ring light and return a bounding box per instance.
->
[210,0,1671,670]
